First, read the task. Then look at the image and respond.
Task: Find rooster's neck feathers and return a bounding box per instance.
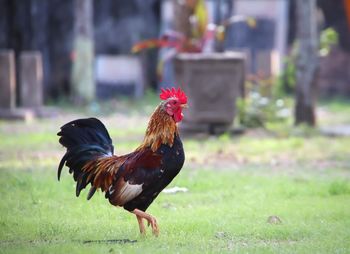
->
[137,105,178,152]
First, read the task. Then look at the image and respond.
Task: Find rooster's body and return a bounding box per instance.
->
[57,88,187,235]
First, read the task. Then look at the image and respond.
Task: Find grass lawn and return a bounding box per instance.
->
[0,96,350,253]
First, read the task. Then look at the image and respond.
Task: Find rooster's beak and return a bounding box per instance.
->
[181,104,188,108]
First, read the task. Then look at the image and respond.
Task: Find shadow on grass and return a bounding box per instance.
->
[81,239,137,244]
[0,239,137,245]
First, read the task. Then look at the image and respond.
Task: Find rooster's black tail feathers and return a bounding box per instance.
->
[57,118,114,198]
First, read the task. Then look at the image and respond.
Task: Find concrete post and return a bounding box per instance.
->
[19,51,44,108]
[0,50,16,109]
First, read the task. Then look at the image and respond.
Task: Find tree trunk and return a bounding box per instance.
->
[71,0,95,103]
[294,0,318,126]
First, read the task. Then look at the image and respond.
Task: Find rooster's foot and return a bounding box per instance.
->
[132,209,159,236]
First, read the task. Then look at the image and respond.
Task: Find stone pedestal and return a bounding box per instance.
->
[174,52,245,134]
[0,50,16,109]
[19,51,44,108]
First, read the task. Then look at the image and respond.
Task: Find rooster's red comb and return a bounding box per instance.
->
[159,87,187,104]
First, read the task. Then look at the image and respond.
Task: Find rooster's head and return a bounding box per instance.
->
[159,87,188,123]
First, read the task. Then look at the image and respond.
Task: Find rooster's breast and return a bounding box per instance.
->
[123,134,184,212]
[159,134,185,177]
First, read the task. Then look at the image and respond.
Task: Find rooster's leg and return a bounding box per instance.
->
[136,215,146,235]
[132,209,159,236]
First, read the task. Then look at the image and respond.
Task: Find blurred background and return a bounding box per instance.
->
[0,0,349,111]
[1,1,350,253]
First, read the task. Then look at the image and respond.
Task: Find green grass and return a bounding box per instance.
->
[1,168,349,253]
[1,97,350,253]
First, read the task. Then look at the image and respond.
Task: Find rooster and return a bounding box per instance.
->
[57,87,187,236]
